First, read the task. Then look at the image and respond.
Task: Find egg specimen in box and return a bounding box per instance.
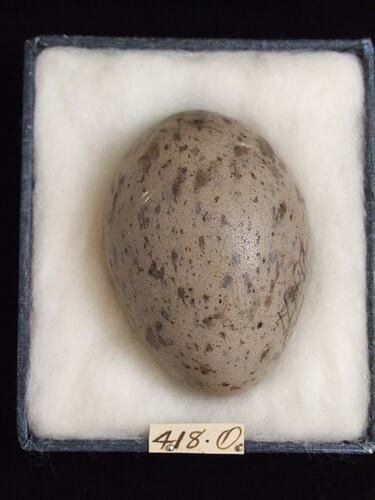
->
[104,110,309,395]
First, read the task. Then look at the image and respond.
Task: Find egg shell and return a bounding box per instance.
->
[104,110,310,395]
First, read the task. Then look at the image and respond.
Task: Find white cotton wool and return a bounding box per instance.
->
[27,47,369,442]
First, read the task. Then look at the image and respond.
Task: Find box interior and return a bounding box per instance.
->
[27,46,369,442]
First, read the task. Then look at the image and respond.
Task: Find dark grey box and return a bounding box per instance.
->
[18,36,375,454]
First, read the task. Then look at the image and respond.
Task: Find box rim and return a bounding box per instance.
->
[17,35,375,454]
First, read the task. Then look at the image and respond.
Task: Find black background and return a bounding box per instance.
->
[4,1,375,498]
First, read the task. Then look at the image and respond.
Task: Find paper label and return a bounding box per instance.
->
[149,423,244,454]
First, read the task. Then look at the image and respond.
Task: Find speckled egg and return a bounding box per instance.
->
[104,110,309,395]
